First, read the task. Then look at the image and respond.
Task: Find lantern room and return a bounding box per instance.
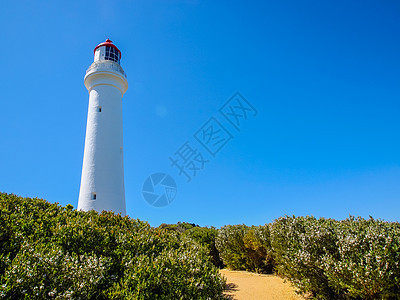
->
[93,39,122,64]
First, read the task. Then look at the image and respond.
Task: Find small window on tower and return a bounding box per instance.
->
[97,106,102,112]
[92,193,96,200]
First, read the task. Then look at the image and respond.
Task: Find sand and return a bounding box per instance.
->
[220,269,306,300]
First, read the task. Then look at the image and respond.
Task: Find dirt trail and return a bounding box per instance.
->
[220,269,305,300]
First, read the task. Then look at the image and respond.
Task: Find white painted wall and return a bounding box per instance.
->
[78,51,128,216]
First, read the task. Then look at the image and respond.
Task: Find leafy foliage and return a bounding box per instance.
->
[0,193,225,299]
[2,192,399,299]
[270,216,340,299]
[216,217,400,299]
[270,216,400,299]
[159,223,224,268]
[323,217,400,299]
[216,225,274,273]
[184,226,224,268]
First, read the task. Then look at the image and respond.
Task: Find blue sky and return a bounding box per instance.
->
[1,0,399,227]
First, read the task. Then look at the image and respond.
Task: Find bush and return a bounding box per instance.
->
[215,225,248,271]
[183,226,224,268]
[270,215,400,300]
[270,216,339,299]
[216,224,274,273]
[242,225,274,273]
[2,242,111,299]
[107,241,224,299]
[158,222,198,233]
[3,192,399,299]
[216,216,400,299]
[0,193,225,299]
[158,223,224,269]
[323,217,400,299]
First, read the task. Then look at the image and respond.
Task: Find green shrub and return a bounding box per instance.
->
[158,223,224,269]
[183,226,224,268]
[107,241,225,299]
[216,224,274,273]
[215,224,249,271]
[0,193,225,299]
[242,225,274,273]
[158,222,197,233]
[323,217,400,299]
[270,216,339,299]
[2,242,111,299]
[3,192,399,299]
[270,215,400,300]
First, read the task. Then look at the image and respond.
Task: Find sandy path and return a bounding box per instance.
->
[220,269,305,300]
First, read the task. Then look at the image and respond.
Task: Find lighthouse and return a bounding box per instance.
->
[78,39,128,216]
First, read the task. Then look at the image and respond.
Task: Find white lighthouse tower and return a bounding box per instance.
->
[78,39,128,216]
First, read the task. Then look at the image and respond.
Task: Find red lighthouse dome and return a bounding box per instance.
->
[93,39,122,63]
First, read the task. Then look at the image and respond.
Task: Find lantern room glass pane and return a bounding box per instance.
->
[104,46,119,63]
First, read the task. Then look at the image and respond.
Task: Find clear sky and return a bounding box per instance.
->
[1,0,399,227]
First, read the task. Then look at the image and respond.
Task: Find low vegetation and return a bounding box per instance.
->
[0,193,225,299]
[216,217,400,299]
[1,193,399,299]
